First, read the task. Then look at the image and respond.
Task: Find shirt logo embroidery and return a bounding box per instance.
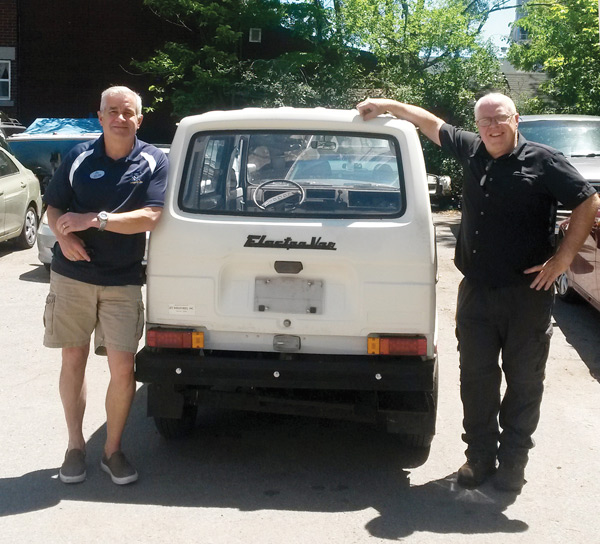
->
[130,173,143,184]
[90,170,105,179]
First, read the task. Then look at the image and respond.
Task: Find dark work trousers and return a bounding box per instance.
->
[456,278,554,465]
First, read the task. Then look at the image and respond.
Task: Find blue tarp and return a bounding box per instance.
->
[23,118,102,135]
[8,118,102,176]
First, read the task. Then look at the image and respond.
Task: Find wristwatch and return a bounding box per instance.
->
[97,211,108,231]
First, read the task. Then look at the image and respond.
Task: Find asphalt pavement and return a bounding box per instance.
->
[0,211,599,543]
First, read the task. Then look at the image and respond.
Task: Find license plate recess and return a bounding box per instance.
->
[254,277,323,314]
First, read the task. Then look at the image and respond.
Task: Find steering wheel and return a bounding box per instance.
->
[252,179,306,210]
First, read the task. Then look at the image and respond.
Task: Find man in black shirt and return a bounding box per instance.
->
[357,93,599,492]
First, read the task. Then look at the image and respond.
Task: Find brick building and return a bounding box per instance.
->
[0,0,17,113]
[0,0,185,141]
[0,1,316,142]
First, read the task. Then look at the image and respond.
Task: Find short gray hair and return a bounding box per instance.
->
[474,93,517,118]
[100,86,142,116]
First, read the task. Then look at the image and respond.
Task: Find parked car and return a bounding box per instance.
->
[7,118,103,194]
[555,208,600,311]
[0,112,25,152]
[519,115,600,216]
[36,211,54,270]
[427,173,452,208]
[135,108,439,449]
[0,146,42,249]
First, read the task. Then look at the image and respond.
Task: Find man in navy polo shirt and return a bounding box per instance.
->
[43,86,168,485]
[357,93,599,492]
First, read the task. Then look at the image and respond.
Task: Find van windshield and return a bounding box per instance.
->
[179,131,405,218]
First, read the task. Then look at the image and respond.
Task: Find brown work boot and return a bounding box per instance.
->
[494,461,526,492]
[457,458,496,488]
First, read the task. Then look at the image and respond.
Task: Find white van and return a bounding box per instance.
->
[135,108,438,447]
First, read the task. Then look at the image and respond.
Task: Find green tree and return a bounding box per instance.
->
[341,0,506,120]
[136,0,507,193]
[340,0,506,186]
[135,0,282,115]
[135,0,366,116]
[235,1,368,108]
[508,0,600,114]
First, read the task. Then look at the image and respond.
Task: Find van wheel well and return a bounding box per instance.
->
[153,404,198,439]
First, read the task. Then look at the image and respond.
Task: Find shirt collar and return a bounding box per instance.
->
[470,132,528,162]
[93,134,142,162]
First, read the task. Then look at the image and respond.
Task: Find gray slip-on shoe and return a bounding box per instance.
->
[59,449,86,484]
[100,451,138,485]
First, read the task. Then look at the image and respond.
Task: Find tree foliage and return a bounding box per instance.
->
[339,0,505,182]
[508,0,600,114]
[135,0,365,115]
[341,0,505,116]
[135,0,509,188]
[136,0,505,122]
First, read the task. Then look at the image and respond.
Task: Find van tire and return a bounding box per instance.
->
[153,404,198,439]
[398,433,434,449]
[397,363,438,449]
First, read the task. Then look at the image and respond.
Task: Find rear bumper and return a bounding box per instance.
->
[135,348,436,392]
[36,222,54,265]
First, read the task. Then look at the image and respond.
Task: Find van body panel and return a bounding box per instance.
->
[136,108,439,446]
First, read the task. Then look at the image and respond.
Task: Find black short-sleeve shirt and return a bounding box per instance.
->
[43,135,168,286]
[439,123,596,287]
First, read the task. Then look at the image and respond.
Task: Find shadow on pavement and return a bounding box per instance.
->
[433,213,460,250]
[0,386,525,539]
[19,264,50,284]
[553,298,600,382]
[0,242,25,259]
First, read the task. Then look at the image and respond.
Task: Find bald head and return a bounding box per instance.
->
[474,93,520,159]
[475,93,516,119]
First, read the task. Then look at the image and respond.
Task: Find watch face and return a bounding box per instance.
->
[99,212,108,221]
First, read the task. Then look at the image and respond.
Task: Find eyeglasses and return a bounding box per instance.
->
[475,114,515,127]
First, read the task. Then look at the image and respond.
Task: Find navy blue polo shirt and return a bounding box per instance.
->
[43,135,168,286]
[439,124,596,287]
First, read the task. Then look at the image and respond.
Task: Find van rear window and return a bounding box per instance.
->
[179,131,406,218]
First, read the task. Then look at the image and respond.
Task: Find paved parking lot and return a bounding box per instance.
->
[1,213,599,543]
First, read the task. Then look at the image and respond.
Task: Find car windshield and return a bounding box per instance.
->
[179,131,405,218]
[519,119,600,157]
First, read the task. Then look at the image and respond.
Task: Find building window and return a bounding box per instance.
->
[249,28,262,43]
[0,61,10,100]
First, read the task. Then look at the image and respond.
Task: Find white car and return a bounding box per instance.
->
[519,114,600,216]
[135,108,439,450]
[0,147,42,249]
[36,211,54,270]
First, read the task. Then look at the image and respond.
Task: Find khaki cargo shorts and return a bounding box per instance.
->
[43,272,144,355]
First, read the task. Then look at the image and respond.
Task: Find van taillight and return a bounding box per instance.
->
[368,336,427,356]
[147,329,204,349]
